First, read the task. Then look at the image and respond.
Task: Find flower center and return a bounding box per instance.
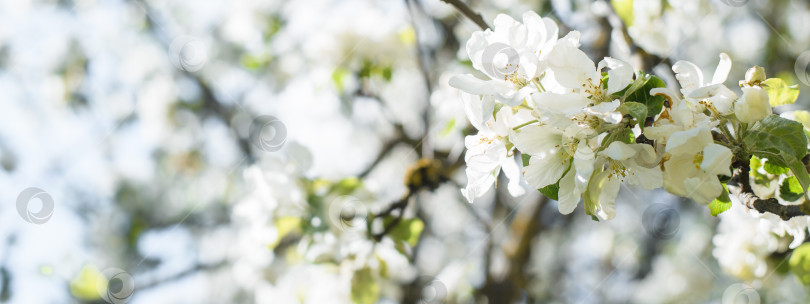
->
[692,151,704,170]
[504,66,529,89]
[607,160,629,181]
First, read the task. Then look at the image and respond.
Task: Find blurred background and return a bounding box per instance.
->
[1,0,809,303]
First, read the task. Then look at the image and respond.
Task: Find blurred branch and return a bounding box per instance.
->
[503,196,547,289]
[440,0,489,30]
[405,0,436,158]
[129,0,254,160]
[135,261,227,291]
[479,195,547,302]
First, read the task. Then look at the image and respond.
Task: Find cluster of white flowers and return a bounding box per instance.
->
[451,12,802,222]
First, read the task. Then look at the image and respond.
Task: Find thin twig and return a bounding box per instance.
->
[440,0,489,30]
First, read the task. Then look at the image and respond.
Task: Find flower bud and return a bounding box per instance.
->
[734,86,772,123]
[740,66,766,87]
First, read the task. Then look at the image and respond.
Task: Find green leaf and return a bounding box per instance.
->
[708,184,732,216]
[493,103,504,120]
[539,182,560,201]
[611,0,634,27]
[781,150,810,192]
[332,177,363,195]
[790,110,810,140]
[441,118,456,137]
[351,267,380,304]
[599,127,634,152]
[538,159,571,201]
[521,154,531,167]
[623,74,666,118]
[745,115,808,162]
[270,216,301,249]
[763,159,790,175]
[618,102,647,129]
[389,218,424,247]
[750,156,772,186]
[762,78,800,107]
[790,243,810,286]
[780,176,805,202]
[331,67,351,93]
[70,266,104,301]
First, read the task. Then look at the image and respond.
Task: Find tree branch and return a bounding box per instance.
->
[727,158,808,220]
[440,0,489,30]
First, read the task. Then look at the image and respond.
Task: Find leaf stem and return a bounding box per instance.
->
[512,120,539,131]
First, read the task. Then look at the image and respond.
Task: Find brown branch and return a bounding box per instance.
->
[727,158,808,220]
[440,0,489,30]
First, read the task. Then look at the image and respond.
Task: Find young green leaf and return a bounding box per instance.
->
[351,267,381,304]
[790,243,810,286]
[745,115,808,162]
[708,184,732,216]
[762,78,800,107]
[780,150,810,192]
[539,182,560,201]
[763,159,790,175]
[389,218,424,247]
[622,74,666,118]
[618,102,647,129]
[780,176,805,202]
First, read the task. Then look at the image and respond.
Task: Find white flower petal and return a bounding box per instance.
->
[627,162,663,190]
[599,57,634,94]
[684,175,722,204]
[602,141,637,161]
[595,177,620,221]
[523,151,568,189]
[511,125,562,156]
[666,127,712,156]
[735,86,772,123]
[573,141,595,192]
[701,143,732,176]
[449,74,511,96]
[557,169,580,214]
[711,53,732,85]
[461,92,495,131]
[672,60,704,95]
[532,92,591,117]
[501,156,527,197]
